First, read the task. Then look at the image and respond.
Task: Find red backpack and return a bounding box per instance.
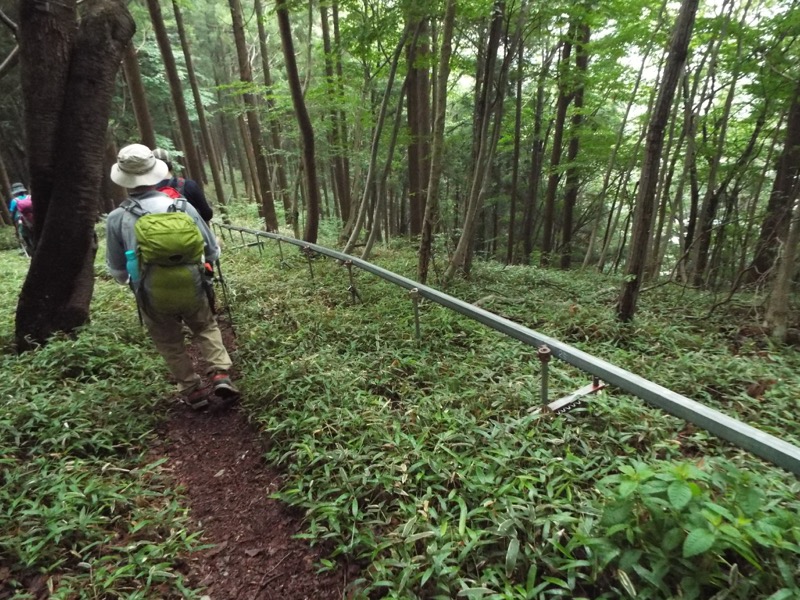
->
[157,177,186,200]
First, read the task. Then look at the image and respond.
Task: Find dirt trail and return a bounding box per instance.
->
[155,402,346,600]
[153,320,350,599]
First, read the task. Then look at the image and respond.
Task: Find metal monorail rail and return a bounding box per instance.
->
[214,222,800,476]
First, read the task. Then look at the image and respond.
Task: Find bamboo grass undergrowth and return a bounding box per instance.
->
[1,247,202,598]
[223,229,800,600]
[2,210,798,599]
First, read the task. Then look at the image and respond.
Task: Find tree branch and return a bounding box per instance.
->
[0,46,19,79]
[0,8,18,35]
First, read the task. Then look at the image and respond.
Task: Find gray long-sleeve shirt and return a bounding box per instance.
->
[105,190,220,285]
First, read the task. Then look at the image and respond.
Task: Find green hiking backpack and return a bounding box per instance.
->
[126,197,206,315]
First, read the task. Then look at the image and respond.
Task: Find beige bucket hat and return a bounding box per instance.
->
[110,144,169,188]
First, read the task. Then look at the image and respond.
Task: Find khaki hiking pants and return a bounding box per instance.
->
[142,300,232,394]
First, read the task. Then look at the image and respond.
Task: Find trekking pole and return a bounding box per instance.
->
[129,282,143,327]
[214,259,237,337]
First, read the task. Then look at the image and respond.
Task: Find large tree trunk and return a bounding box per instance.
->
[121,43,156,149]
[276,0,320,243]
[228,0,278,230]
[418,0,456,283]
[16,0,135,349]
[145,0,202,182]
[617,0,699,322]
[748,79,800,281]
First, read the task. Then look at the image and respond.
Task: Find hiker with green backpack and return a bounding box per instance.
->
[105,144,238,410]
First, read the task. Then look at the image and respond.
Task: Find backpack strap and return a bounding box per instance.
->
[121,198,149,218]
[169,197,189,214]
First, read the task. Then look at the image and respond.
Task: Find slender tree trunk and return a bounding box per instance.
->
[764,197,800,341]
[0,152,12,225]
[406,16,432,236]
[560,22,590,269]
[343,28,409,254]
[254,0,291,216]
[121,43,156,149]
[172,0,226,212]
[540,25,575,266]
[584,0,668,269]
[740,109,785,274]
[506,42,523,264]
[618,0,699,322]
[690,0,746,285]
[276,0,320,242]
[228,0,278,230]
[364,84,406,260]
[238,113,259,201]
[444,1,505,280]
[145,0,202,182]
[320,2,350,223]
[332,1,353,223]
[521,52,553,264]
[418,0,456,283]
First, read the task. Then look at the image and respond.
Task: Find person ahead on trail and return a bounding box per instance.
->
[105,144,238,410]
[8,182,35,256]
[151,148,213,223]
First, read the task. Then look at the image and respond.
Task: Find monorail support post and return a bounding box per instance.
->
[538,345,551,405]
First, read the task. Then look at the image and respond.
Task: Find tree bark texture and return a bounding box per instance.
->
[16,0,135,348]
[617,0,699,322]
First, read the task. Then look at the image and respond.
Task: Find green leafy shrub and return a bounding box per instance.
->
[587,460,800,599]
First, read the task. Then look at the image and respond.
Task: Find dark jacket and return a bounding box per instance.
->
[157,176,214,222]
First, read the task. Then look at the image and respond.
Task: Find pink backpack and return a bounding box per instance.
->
[15,196,34,226]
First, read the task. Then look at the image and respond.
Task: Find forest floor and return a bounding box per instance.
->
[154,320,349,600]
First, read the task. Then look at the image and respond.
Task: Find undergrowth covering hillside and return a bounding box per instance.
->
[1,216,799,599]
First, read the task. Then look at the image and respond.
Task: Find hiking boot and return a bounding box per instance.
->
[211,371,240,399]
[183,386,210,411]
